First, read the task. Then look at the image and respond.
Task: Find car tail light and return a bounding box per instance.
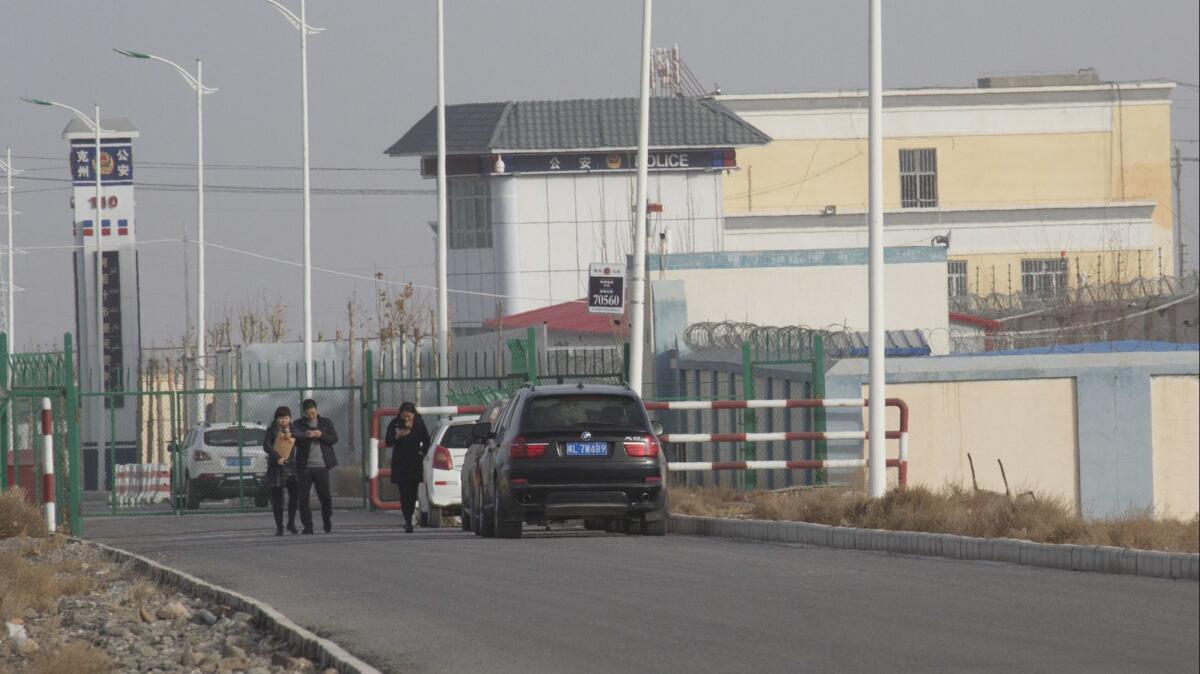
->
[624,435,660,458]
[432,445,453,471]
[509,436,548,459]
[192,449,212,461]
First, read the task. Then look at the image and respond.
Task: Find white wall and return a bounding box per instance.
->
[662,257,950,354]
[450,169,728,327]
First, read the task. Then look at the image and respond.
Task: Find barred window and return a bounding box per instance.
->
[947,260,968,298]
[900,148,938,208]
[448,178,492,249]
[1021,258,1068,296]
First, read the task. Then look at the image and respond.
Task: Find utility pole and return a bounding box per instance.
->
[1174,144,1186,276]
[866,0,886,499]
[628,0,653,396]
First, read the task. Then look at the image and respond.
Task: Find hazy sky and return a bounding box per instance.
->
[2,0,1197,351]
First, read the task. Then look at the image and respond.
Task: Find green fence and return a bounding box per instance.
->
[1,333,82,534]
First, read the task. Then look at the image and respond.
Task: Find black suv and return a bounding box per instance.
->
[466,383,667,538]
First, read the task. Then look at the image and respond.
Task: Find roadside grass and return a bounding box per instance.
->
[0,488,97,621]
[0,488,48,539]
[671,484,1200,553]
[27,641,113,674]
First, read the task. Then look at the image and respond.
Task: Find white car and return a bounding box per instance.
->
[417,416,477,527]
[180,422,270,509]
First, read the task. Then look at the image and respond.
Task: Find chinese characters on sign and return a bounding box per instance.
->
[587,263,626,315]
[69,143,134,186]
[496,149,734,175]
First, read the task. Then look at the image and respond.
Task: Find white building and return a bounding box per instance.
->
[385,97,770,329]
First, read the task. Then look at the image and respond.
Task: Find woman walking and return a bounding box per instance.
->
[382,401,431,533]
[263,406,299,536]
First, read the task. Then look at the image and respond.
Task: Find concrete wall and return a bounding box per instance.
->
[1151,376,1200,518]
[825,350,1199,518]
[649,247,950,354]
[879,379,1079,503]
[718,84,1176,274]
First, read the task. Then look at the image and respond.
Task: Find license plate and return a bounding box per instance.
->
[225,457,252,468]
[565,442,608,456]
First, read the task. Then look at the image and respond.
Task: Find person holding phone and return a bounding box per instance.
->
[294,398,339,534]
[382,401,430,533]
[263,406,299,536]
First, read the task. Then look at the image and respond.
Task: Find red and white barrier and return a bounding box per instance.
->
[114,464,172,506]
[365,398,911,503]
[670,458,904,471]
[40,398,55,532]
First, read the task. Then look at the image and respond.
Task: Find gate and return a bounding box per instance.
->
[1,333,81,533]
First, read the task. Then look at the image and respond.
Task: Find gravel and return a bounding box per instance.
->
[0,536,339,674]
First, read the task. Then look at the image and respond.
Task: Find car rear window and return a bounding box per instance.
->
[523,395,646,431]
[204,428,264,447]
[440,425,475,448]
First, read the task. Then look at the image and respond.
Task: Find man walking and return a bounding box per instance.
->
[294,398,339,533]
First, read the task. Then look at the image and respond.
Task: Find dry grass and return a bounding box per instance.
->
[672,484,1200,553]
[27,641,114,674]
[0,553,97,621]
[0,488,48,539]
[120,576,160,606]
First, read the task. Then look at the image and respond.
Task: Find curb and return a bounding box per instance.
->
[79,538,384,674]
[667,515,1200,580]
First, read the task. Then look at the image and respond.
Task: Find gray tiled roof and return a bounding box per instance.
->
[384,97,769,156]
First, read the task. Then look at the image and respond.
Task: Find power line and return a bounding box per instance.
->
[13,154,418,172]
[12,174,431,196]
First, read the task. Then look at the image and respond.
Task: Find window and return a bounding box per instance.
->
[521,395,648,432]
[204,427,267,447]
[1021,258,1068,296]
[947,260,968,297]
[900,148,938,208]
[448,177,492,249]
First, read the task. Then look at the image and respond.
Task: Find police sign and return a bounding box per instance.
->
[587,263,626,315]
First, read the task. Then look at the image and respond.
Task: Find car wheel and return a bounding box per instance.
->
[493,481,522,539]
[461,496,472,531]
[253,489,270,509]
[478,481,495,538]
[427,506,443,529]
[583,519,604,531]
[184,474,201,510]
[642,512,667,536]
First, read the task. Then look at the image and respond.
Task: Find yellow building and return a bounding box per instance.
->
[717,72,1177,297]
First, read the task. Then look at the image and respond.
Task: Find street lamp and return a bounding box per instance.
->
[21,97,113,477]
[0,149,21,348]
[257,0,324,391]
[115,49,217,419]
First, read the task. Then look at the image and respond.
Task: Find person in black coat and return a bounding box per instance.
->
[263,406,299,536]
[382,401,430,533]
[293,398,339,534]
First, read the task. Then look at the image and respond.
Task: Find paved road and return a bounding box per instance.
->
[84,512,1199,674]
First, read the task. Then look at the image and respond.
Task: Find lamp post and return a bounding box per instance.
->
[115,49,217,420]
[0,149,20,348]
[628,0,653,396]
[435,0,448,400]
[21,97,112,477]
[259,0,323,392]
[866,0,886,498]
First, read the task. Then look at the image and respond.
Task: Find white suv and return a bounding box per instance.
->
[180,423,270,509]
[417,417,477,527]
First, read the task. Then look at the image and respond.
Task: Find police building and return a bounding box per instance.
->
[385,97,769,330]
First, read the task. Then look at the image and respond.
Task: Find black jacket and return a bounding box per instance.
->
[383,416,430,484]
[292,416,339,471]
[262,425,298,476]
